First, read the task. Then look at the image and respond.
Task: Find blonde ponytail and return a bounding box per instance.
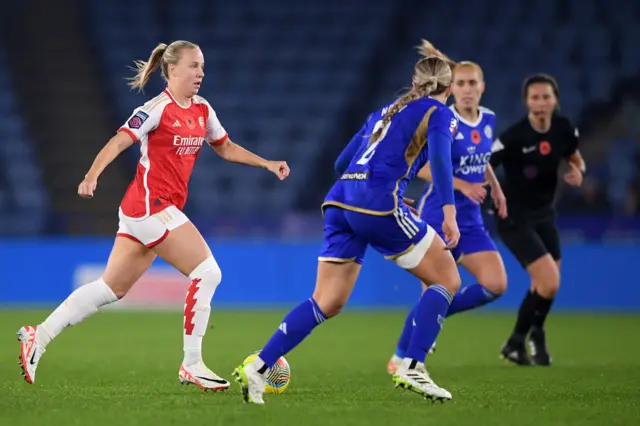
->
[416,39,457,69]
[370,56,451,145]
[127,40,200,91]
[128,43,167,91]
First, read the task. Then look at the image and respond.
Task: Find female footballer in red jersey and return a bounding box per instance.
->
[17,40,290,390]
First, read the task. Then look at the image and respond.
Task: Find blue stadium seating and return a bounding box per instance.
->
[0,47,48,235]
[86,0,394,219]
[85,0,640,222]
[371,0,640,134]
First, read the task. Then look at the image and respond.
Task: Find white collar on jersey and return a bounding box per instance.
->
[164,88,193,109]
[450,105,483,128]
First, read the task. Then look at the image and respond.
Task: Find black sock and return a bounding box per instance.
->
[512,290,537,341]
[531,292,554,330]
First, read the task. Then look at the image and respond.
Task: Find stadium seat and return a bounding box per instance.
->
[83,0,640,225]
[85,0,394,221]
[0,47,48,235]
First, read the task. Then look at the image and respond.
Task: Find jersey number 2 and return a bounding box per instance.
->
[356,119,391,165]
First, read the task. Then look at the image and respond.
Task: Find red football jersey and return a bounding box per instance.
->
[118,89,228,218]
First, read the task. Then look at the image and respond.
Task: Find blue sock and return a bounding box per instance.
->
[447,284,499,317]
[406,285,453,362]
[394,304,418,358]
[259,297,327,368]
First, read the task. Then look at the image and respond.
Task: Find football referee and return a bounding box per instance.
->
[490,74,586,366]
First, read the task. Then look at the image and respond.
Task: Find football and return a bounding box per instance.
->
[243,351,291,394]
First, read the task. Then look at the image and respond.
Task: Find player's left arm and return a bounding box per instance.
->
[205,101,289,179]
[567,150,586,173]
[563,125,585,187]
[212,138,289,180]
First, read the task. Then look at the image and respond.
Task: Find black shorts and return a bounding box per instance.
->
[496,209,561,268]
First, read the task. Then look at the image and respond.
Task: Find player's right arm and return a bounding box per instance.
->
[334,123,367,174]
[79,102,162,198]
[78,132,135,198]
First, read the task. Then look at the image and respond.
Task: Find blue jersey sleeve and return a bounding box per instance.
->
[427,107,456,206]
[335,123,366,174]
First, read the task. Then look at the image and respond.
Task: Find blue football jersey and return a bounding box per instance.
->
[324,97,457,215]
[420,106,496,229]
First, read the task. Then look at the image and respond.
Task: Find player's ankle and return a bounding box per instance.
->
[182,349,202,367]
[250,356,269,376]
[35,325,53,348]
[401,357,422,370]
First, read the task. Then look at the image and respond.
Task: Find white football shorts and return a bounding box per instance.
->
[116,206,189,248]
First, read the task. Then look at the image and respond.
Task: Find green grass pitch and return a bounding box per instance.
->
[1,309,639,425]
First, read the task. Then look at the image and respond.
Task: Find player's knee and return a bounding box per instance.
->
[442,270,462,296]
[104,279,131,300]
[190,256,222,285]
[312,293,345,318]
[479,271,508,296]
[322,303,344,318]
[537,278,559,298]
[487,279,507,296]
[529,263,559,298]
[110,287,128,300]
[187,257,222,305]
[429,261,461,296]
[439,253,462,295]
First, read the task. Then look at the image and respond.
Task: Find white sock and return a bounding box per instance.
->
[37,277,118,347]
[252,355,269,376]
[183,257,222,366]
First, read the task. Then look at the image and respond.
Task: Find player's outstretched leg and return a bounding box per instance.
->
[17,279,117,384]
[234,261,360,404]
[17,237,154,384]
[390,231,460,402]
[152,220,230,391]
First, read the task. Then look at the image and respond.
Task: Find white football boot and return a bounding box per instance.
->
[233,359,267,404]
[179,362,230,391]
[387,342,437,375]
[17,325,45,384]
[392,359,452,402]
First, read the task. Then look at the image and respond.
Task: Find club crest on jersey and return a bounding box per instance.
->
[198,116,205,129]
[128,111,149,129]
[484,125,492,139]
[185,116,196,129]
